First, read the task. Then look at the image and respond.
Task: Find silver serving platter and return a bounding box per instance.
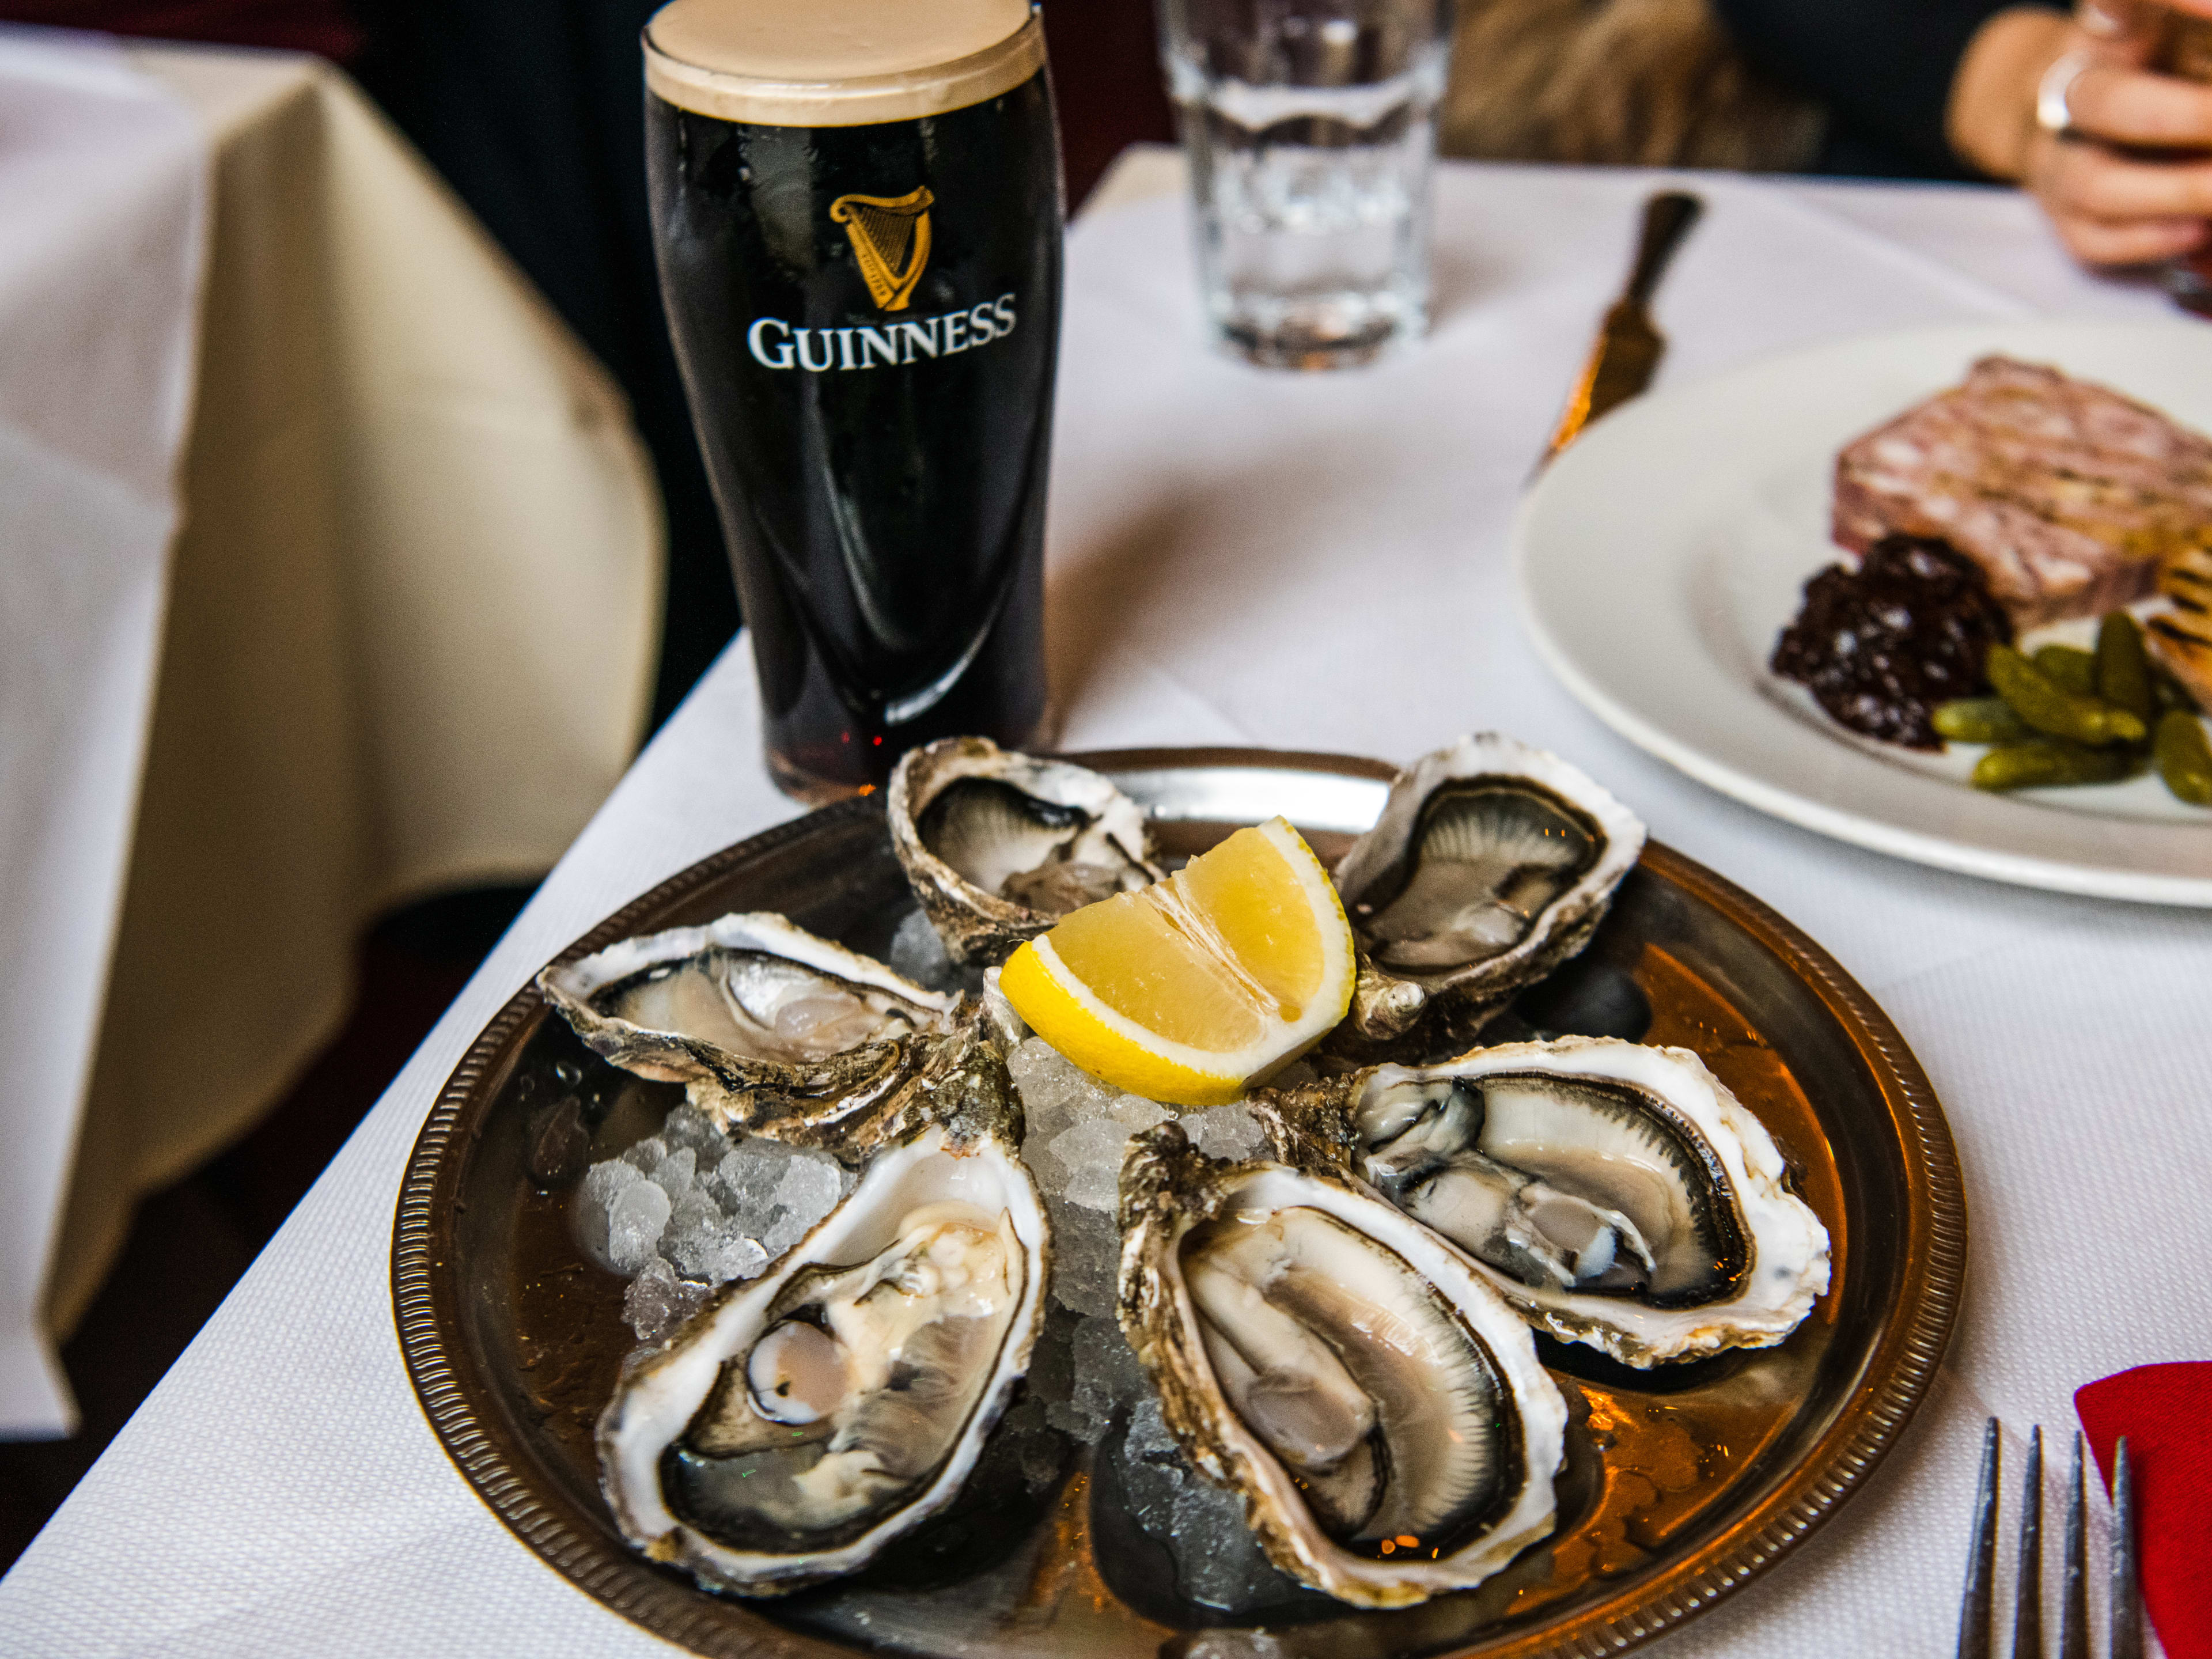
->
[393,748,1964,1658]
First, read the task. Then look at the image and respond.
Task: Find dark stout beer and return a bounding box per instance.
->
[644,0,1062,798]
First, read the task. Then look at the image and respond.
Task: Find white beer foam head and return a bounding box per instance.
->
[645,0,1043,127]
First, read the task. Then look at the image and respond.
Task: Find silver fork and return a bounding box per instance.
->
[1958,1417,2141,1659]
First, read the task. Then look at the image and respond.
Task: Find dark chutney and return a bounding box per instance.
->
[1771,536,2013,749]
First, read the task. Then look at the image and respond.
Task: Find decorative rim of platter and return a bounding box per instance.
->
[391,747,1968,1658]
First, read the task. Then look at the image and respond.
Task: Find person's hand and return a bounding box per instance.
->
[1949,0,2212,267]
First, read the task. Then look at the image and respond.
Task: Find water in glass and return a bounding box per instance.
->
[1164,3,1446,368]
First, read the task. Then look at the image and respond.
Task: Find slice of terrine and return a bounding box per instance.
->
[1833,356,2212,630]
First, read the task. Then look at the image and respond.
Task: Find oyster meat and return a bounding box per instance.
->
[1117,1123,1566,1608]
[889,737,1166,965]
[1336,1036,1830,1366]
[599,1035,1050,1595]
[1333,734,1645,1043]
[539,912,960,1140]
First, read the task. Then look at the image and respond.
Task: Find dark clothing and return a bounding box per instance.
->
[0,0,360,58]
[1713,0,2061,179]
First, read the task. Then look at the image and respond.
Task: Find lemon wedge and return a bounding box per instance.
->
[998,816,1355,1107]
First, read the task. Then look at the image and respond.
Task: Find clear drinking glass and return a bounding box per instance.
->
[1158,0,1450,368]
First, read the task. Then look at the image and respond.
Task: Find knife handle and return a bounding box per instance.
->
[1624,192,1703,309]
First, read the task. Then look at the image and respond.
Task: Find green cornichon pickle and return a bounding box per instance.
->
[2032,644,2098,695]
[2094,613,2155,723]
[1932,697,2034,744]
[2154,710,2212,805]
[1971,741,2134,791]
[1987,645,2149,746]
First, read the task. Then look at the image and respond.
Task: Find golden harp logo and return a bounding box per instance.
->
[830,186,934,312]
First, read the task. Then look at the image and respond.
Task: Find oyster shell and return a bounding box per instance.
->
[539,912,963,1143]
[1116,1123,1566,1608]
[1333,734,1645,1044]
[598,1033,1050,1595]
[1315,1036,1831,1366]
[889,737,1166,965]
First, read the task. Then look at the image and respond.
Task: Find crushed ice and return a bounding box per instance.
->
[1002,1036,1310,1609]
[1009,1036,1264,1215]
[885,907,957,988]
[1120,1396,1308,1612]
[574,1101,855,1341]
[1006,1036,1272,1448]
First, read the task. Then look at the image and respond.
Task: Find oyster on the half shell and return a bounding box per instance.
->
[1333,734,1646,1044]
[889,737,1166,965]
[539,912,961,1141]
[1293,1036,1831,1367]
[598,1033,1050,1595]
[1116,1123,1566,1609]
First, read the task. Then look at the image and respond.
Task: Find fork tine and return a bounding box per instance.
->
[1959,1416,2001,1659]
[2058,1434,2088,1659]
[2012,1425,2043,1659]
[2110,1437,2141,1659]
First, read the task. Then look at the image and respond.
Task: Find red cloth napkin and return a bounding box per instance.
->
[2076,1362,2212,1659]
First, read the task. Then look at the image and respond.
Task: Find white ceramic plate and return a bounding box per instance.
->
[1514,319,2212,906]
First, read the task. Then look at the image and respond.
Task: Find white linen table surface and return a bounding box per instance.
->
[3,154,2205,1657]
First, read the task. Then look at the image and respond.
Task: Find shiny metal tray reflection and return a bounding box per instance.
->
[393,748,1967,1658]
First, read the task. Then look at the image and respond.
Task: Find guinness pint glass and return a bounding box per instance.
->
[644,0,1063,799]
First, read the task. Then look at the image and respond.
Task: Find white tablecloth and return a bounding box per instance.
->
[0,29,208,1441]
[0,34,663,1436]
[2,151,2203,1656]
